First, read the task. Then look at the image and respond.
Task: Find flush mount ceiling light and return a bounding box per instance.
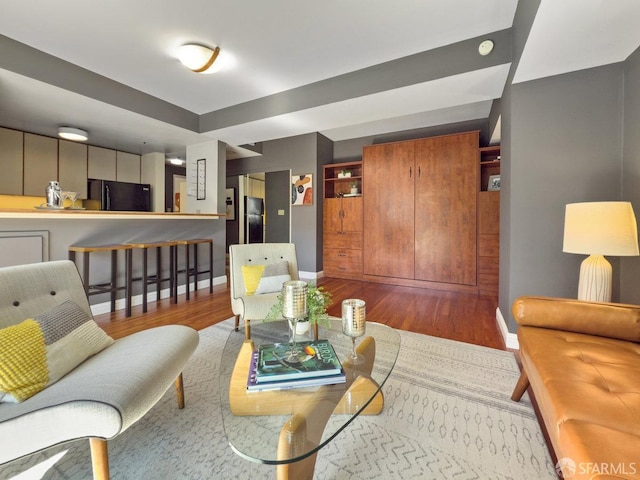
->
[58,127,88,142]
[169,158,184,165]
[478,39,494,56]
[178,44,221,73]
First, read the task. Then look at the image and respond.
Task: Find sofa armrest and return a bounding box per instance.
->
[512,296,640,342]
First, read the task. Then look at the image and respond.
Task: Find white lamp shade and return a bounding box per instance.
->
[563,201,639,256]
[177,44,220,73]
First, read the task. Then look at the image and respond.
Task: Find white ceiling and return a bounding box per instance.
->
[0,0,639,159]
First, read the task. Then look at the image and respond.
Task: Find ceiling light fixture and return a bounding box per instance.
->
[58,127,88,142]
[178,44,221,73]
[478,40,494,56]
[169,158,184,165]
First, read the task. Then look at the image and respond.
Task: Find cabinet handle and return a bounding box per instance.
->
[418,166,421,177]
[409,166,412,178]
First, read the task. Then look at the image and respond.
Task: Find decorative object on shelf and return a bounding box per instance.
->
[62,191,80,209]
[58,127,88,142]
[291,173,313,206]
[349,181,359,195]
[342,298,366,365]
[487,175,501,191]
[337,169,352,178]
[280,280,308,363]
[563,201,639,302]
[225,188,235,221]
[177,44,221,73]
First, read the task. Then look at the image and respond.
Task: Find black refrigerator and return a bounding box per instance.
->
[87,179,151,212]
[245,196,264,243]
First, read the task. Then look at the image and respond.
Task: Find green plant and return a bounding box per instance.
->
[266,282,333,327]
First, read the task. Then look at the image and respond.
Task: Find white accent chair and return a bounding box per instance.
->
[229,243,299,338]
[0,260,199,480]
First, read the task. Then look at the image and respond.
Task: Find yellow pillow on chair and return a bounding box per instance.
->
[242,261,290,295]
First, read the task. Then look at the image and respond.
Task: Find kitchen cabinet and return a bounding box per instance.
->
[58,140,88,199]
[363,131,478,290]
[24,133,58,197]
[0,127,23,195]
[88,146,116,180]
[323,161,363,279]
[116,151,141,183]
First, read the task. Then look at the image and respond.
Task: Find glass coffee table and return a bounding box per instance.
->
[219,318,400,480]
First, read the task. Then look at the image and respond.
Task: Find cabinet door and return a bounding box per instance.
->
[414,132,478,285]
[116,151,141,183]
[88,146,116,180]
[24,133,58,196]
[59,140,88,199]
[0,127,23,195]
[341,196,362,233]
[324,198,342,233]
[363,142,415,278]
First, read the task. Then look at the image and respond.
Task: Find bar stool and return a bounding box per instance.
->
[127,240,179,313]
[68,243,133,317]
[173,238,214,300]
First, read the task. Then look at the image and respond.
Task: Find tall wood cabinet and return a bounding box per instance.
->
[323,162,363,279]
[363,131,479,291]
[478,145,501,295]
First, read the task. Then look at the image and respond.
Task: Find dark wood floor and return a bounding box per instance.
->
[95,277,505,350]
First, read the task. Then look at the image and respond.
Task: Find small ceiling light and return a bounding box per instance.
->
[169,158,184,165]
[478,40,494,56]
[178,44,221,73]
[58,127,88,142]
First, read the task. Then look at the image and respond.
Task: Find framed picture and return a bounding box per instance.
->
[488,175,501,191]
[225,188,236,220]
[292,173,313,206]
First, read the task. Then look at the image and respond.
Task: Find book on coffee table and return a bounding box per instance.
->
[246,349,345,391]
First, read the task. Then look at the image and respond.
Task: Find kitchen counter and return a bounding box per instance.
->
[0,208,224,220]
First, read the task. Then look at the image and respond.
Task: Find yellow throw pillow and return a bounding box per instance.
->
[242,264,266,296]
[0,300,114,403]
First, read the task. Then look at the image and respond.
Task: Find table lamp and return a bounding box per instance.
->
[563,201,639,302]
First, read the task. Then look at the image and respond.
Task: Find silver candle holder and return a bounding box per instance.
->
[281,280,308,363]
[342,299,366,364]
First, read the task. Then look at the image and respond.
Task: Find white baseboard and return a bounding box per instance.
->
[496,306,519,350]
[89,275,227,317]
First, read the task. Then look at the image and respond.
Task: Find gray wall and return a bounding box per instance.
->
[502,65,624,333]
[226,132,330,273]
[622,47,640,303]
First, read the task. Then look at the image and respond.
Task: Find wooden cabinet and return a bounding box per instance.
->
[116,151,141,183]
[58,140,88,199]
[0,127,23,195]
[88,146,116,180]
[363,131,479,291]
[478,145,500,295]
[323,162,363,280]
[24,133,58,197]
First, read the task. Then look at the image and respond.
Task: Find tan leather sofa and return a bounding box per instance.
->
[511,296,640,479]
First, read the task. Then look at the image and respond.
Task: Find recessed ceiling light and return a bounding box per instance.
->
[58,127,88,142]
[478,40,494,56]
[178,44,221,73]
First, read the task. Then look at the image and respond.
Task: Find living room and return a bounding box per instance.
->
[1,1,640,478]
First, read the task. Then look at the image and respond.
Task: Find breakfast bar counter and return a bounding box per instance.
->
[0,208,226,312]
[0,208,223,220]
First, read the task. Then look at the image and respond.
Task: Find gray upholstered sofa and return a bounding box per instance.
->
[0,260,199,479]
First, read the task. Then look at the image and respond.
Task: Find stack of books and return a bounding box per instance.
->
[247,339,346,392]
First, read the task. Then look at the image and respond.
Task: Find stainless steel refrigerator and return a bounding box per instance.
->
[245,196,264,243]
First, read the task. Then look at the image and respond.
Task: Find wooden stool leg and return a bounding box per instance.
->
[194,242,199,291]
[89,438,110,480]
[110,250,117,313]
[82,251,91,298]
[156,246,162,302]
[185,243,191,300]
[171,245,178,303]
[208,240,213,293]
[142,248,148,313]
[125,249,132,317]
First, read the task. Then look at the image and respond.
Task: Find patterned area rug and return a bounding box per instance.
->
[1,319,556,479]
